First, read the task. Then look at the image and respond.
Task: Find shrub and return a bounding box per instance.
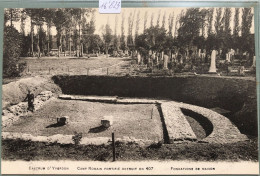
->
[72,131,83,145]
[3,26,26,77]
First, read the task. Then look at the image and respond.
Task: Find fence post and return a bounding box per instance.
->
[49,67,51,74]
[112,132,116,161]
[28,66,29,73]
[151,107,153,119]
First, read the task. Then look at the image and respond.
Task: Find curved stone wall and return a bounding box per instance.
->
[52,75,257,136]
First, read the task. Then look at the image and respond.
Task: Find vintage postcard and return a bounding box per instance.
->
[0,1,259,175]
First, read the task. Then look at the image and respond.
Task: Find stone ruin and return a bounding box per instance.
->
[101,115,113,128]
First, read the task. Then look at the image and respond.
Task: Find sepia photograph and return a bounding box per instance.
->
[1,5,259,175]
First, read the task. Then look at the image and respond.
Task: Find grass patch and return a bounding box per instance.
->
[2,138,258,161]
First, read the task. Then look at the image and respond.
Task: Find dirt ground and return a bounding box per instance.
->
[3,99,163,141]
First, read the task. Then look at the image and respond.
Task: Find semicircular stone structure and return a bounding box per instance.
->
[160,101,248,144]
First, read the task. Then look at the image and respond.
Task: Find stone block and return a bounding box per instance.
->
[101,115,113,128]
[57,116,69,125]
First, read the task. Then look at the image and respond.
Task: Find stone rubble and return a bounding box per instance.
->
[2,91,54,128]
[2,132,155,146]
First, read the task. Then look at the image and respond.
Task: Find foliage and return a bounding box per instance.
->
[207,8,214,35]
[241,8,253,38]
[3,26,26,77]
[86,34,104,53]
[4,8,21,26]
[178,8,208,49]
[72,131,83,145]
[20,35,31,57]
[168,12,174,36]
[103,24,113,55]
[223,8,232,36]
[138,26,168,53]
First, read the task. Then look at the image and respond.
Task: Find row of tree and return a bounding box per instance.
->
[134,8,254,60]
[5,8,103,57]
[4,7,254,59]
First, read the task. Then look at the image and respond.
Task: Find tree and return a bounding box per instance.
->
[127,12,135,51]
[70,8,93,57]
[150,13,154,27]
[103,24,113,57]
[241,8,254,54]
[20,10,27,36]
[143,11,148,32]
[221,8,232,50]
[168,12,174,37]
[138,26,167,53]
[3,26,26,77]
[174,13,179,37]
[233,8,240,37]
[232,8,241,50]
[89,34,103,53]
[223,8,232,36]
[82,10,96,54]
[112,15,119,51]
[241,8,253,38]
[120,13,126,51]
[178,8,206,49]
[53,9,68,57]
[156,10,161,27]
[38,25,47,54]
[24,8,45,56]
[43,8,55,55]
[214,8,223,36]
[207,8,214,35]
[200,9,208,37]
[4,8,21,26]
[135,10,141,44]
[162,11,166,29]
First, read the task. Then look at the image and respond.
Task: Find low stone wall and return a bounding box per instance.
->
[52,75,257,135]
[2,132,155,146]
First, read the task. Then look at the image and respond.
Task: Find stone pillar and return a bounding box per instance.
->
[236,48,239,55]
[137,53,141,64]
[180,56,183,64]
[238,66,245,76]
[198,49,201,58]
[151,53,155,64]
[226,53,231,62]
[161,51,164,61]
[163,54,169,69]
[147,55,151,64]
[252,56,256,67]
[209,50,217,73]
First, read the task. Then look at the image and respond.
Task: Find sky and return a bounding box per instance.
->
[10,7,254,37]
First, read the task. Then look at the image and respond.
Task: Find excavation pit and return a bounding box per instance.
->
[2,98,164,143]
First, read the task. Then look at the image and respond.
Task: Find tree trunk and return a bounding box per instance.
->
[37,29,40,58]
[47,23,50,56]
[10,10,13,27]
[81,44,84,56]
[31,19,34,57]
[79,23,81,57]
[69,29,71,56]
[106,44,108,58]
[58,34,61,57]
